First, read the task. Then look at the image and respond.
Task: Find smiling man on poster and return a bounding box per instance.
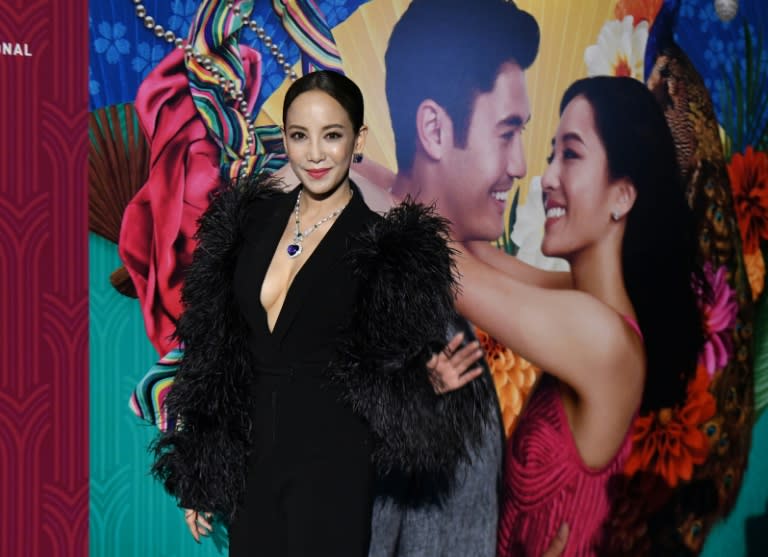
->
[364,1,568,556]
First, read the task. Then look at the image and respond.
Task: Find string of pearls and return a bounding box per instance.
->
[129,0,299,177]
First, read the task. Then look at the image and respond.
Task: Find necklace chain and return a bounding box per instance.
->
[286,188,352,258]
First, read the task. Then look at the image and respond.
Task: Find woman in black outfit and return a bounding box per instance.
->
[150,70,490,557]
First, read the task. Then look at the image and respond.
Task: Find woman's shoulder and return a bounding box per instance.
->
[203,172,292,221]
[238,174,295,208]
[235,175,295,231]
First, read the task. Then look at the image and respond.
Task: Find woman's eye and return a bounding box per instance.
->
[326,132,342,140]
[563,149,578,160]
[289,132,306,140]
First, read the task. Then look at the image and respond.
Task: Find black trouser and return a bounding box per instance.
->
[229,365,374,557]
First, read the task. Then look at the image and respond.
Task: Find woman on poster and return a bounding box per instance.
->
[454,76,706,556]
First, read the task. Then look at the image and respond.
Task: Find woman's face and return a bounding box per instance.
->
[283,89,365,198]
[540,95,626,260]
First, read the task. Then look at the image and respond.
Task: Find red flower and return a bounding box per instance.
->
[614,0,664,24]
[625,365,716,487]
[728,146,768,255]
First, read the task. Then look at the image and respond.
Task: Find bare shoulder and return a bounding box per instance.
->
[551,293,645,398]
[576,306,645,405]
[560,310,645,468]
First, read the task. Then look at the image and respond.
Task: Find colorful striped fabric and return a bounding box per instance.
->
[129,348,183,432]
[185,0,344,180]
[272,0,344,75]
[186,0,261,179]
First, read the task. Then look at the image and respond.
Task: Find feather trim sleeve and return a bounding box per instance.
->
[150,173,284,522]
[334,199,493,496]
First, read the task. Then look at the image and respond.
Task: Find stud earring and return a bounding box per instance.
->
[352,153,364,164]
[611,211,621,221]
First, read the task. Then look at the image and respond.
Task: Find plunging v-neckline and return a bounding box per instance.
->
[259,189,349,336]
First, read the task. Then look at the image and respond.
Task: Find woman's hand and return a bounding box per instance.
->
[183,508,213,543]
[427,332,484,394]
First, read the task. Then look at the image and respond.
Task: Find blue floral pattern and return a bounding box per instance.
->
[132,42,171,80]
[697,4,722,33]
[680,1,696,19]
[89,66,100,96]
[168,0,198,41]
[676,0,767,128]
[94,21,131,64]
[89,1,367,112]
[318,0,351,27]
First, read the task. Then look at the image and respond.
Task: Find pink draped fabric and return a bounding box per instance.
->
[118,47,262,355]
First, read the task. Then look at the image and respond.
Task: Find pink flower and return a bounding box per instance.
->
[696,263,738,376]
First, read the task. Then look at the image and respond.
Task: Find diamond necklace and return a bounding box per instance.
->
[286,188,353,258]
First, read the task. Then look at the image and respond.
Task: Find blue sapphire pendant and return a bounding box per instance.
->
[287,243,302,258]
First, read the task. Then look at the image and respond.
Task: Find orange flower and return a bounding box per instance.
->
[625,365,716,487]
[728,146,768,254]
[744,250,766,301]
[615,0,663,24]
[474,327,540,437]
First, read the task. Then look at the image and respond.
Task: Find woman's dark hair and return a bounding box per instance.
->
[282,70,364,134]
[559,76,705,412]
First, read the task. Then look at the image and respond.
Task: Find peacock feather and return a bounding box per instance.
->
[609,0,756,554]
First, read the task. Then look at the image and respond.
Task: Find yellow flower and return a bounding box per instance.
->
[475,327,540,437]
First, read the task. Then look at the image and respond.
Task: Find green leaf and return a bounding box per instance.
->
[718,20,768,155]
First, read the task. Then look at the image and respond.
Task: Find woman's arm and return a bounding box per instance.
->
[465,240,572,290]
[454,247,641,403]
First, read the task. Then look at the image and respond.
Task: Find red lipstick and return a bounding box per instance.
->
[306,168,330,179]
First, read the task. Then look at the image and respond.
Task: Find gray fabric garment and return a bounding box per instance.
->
[368,319,504,557]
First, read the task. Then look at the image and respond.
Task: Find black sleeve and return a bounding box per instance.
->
[332,200,493,498]
[150,173,283,522]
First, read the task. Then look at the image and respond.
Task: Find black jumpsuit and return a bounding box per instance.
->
[228,186,376,556]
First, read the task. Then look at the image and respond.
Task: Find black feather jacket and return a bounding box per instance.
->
[150,175,493,523]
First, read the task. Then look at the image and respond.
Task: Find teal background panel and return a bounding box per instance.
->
[89,232,223,556]
[702,410,768,556]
